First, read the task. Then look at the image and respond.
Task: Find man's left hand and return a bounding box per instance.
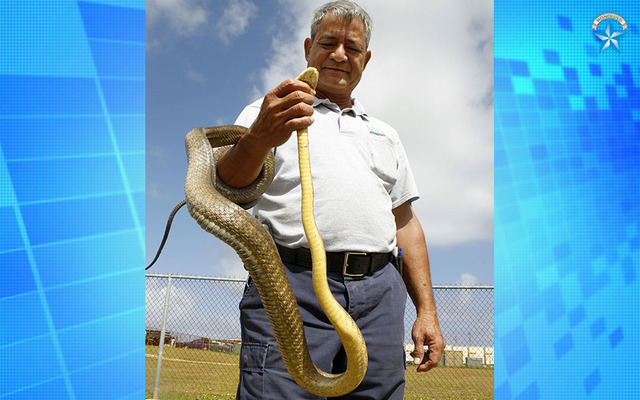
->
[410,315,446,372]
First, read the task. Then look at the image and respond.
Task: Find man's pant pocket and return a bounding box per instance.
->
[236,342,269,399]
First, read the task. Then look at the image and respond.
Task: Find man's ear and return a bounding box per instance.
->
[304,38,312,62]
[363,49,372,70]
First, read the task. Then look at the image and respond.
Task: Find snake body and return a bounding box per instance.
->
[184,67,367,396]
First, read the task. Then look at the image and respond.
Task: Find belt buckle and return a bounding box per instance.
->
[343,252,368,277]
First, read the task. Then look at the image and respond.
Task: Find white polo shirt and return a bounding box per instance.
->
[234,96,419,253]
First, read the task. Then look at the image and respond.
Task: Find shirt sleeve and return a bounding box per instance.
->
[234,98,263,128]
[390,136,420,209]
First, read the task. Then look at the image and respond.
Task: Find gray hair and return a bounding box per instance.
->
[310,1,373,48]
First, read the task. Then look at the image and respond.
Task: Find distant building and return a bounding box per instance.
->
[404,344,494,367]
[145,329,175,347]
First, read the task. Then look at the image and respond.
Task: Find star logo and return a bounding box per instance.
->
[594,22,624,51]
[592,13,627,52]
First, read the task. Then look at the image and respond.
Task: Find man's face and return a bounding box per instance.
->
[304,13,371,103]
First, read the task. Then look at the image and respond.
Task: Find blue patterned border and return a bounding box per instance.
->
[0,1,145,398]
[3,0,640,398]
[495,1,639,399]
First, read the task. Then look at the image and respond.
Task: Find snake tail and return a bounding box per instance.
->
[296,67,368,392]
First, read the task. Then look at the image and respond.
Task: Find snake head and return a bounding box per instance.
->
[296,67,319,91]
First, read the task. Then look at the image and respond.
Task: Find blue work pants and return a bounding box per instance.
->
[236,262,408,400]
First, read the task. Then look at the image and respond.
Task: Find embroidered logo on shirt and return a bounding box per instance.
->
[367,125,386,137]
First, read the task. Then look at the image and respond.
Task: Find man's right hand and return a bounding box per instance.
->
[246,78,316,149]
[217,79,316,188]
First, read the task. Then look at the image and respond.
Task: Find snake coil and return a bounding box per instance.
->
[184,67,367,396]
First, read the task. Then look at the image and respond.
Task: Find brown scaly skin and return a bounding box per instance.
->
[183,67,367,396]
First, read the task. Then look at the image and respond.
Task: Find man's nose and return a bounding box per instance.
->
[330,44,347,62]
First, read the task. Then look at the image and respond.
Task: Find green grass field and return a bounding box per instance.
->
[146,346,493,399]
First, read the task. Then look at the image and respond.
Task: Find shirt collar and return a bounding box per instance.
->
[313,97,370,121]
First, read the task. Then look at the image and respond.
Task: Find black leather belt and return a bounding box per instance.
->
[276,243,394,277]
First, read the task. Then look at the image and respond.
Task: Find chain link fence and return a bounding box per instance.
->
[145,274,493,399]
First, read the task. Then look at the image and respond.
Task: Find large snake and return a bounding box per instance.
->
[184,67,368,397]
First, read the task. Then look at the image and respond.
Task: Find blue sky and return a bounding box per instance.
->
[146,0,494,284]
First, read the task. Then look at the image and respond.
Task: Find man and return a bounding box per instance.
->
[218,1,445,399]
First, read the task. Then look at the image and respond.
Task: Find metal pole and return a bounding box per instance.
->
[152,275,173,399]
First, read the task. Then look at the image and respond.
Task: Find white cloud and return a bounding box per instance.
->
[147,143,166,160]
[250,1,314,97]
[255,0,494,248]
[187,64,208,84]
[147,0,258,46]
[146,182,163,200]
[215,0,259,44]
[458,272,480,286]
[210,244,249,279]
[454,273,482,317]
[145,276,245,340]
[147,0,208,37]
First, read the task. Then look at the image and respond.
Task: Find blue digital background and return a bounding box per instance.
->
[1,1,145,399]
[495,1,639,399]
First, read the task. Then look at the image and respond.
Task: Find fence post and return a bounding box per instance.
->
[483,346,487,366]
[152,275,173,399]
